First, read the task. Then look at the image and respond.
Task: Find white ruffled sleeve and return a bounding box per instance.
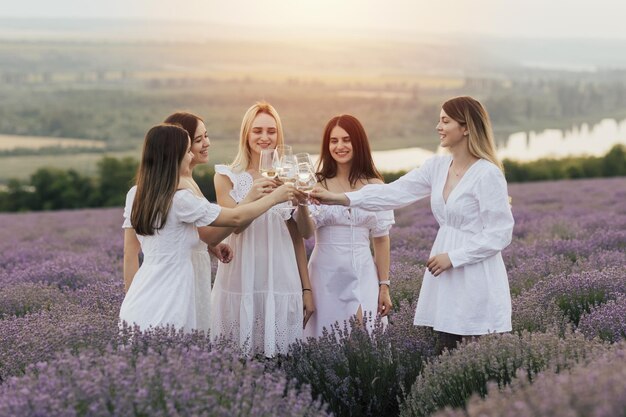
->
[370,210,395,237]
[122,186,137,229]
[346,156,436,211]
[447,166,514,267]
[215,164,244,203]
[175,190,222,226]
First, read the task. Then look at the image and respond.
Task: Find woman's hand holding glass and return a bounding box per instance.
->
[309,186,350,206]
[272,183,297,205]
[245,177,278,203]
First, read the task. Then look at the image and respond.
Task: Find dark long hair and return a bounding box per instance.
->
[316,114,382,186]
[131,124,189,236]
[163,111,203,139]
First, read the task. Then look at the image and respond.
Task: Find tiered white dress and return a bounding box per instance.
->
[304,205,394,338]
[209,165,303,357]
[120,186,221,332]
[346,156,514,335]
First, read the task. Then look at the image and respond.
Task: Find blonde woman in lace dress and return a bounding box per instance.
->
[210,102,314,357]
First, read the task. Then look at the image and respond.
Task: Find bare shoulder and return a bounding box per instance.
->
[214,172,233,188]
[367,178,385,185]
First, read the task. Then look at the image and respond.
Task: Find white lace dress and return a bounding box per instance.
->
[304,205,394,338]
[209,165,303,357]
[346,156,515,335]
[120,186,221,332]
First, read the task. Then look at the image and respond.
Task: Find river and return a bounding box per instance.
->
[361,118,626,172]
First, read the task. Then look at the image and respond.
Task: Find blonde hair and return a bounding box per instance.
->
[230,101,284,172]
[442,96,503,172]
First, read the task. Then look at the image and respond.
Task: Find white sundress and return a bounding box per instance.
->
[120,186,221,332]
[304,204,394,338]
[346,155,515,335]
[209,165,303,357]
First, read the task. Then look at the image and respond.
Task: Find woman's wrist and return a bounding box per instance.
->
[378,280,390,288]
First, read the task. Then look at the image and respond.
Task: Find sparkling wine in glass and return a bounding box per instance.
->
[260,149,279,179]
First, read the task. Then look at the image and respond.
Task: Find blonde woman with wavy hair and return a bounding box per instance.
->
[312,96,514,353]
[210,101,314,357]
[230,102,285,172]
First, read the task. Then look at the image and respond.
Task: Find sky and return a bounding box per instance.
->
[1,0,626,39]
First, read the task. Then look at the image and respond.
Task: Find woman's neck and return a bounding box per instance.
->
[248,152,260,171]
[335,162,351,180]
[449,144,476,166]
[180,168,193,180]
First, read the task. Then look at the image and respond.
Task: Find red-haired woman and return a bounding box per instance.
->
[296,114,394,338]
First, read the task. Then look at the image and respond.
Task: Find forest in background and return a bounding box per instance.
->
[1,145,624,212]
[2,37,626,182]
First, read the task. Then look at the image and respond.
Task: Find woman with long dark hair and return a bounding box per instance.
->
[162,112,233,332]
[296,114,394,338]
[120,124,294,332]
[311,97,514,352]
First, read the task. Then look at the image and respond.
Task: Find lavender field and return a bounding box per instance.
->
[0,177,625,416]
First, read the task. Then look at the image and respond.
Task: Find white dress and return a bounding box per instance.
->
[120,186,221,332]
[346,156,514,335]
[191,240,212,333]
[209,165,303,357]
[303,205,394,338]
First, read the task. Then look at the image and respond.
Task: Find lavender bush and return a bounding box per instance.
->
[0,345,330,417]
[279,301,437,417]
[515,267,626,327]
[0,282,71,319]
[434,342,626,417]
[0,177,624,415]
[398,330,606,417]
[578,295,626,343]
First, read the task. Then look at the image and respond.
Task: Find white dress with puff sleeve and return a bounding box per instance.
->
[304,204,394,338]
[346,156,514,335]
[119,186,221,332]
[209,165,303,357]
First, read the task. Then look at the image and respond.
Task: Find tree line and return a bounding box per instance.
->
[1,145,624,212]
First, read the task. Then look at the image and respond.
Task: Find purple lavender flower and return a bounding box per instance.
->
[433,342,626,417]
[578,295,626,343]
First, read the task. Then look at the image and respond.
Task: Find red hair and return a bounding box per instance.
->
[316,114,382,186]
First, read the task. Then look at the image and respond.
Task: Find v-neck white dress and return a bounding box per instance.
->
[209,165,303,357]
[346,155,514,335]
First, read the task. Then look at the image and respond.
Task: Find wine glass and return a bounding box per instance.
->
[277,153,298,210]
[295,152,314,168]
[296,162,317,205]
[276,145,293,159]
[259,149,279,179]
